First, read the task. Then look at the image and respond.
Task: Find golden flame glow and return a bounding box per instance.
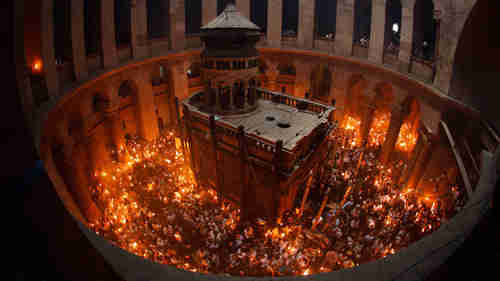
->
[368,111,390,147]
[396,122,418,152]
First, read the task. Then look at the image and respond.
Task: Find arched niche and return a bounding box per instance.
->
[310,64,332,102]
[277,63,296,94]
[396,96,421,154]
[117,80,139,139]
[367,82,395,147]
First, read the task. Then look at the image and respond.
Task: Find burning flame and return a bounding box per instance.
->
[396,122,418,152]
[32,59,42,72]
[341,115,362,148]
[368,111,390,147]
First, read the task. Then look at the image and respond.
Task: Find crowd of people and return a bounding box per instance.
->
[88,127,466,276]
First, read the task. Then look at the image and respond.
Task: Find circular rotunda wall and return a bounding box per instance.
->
[39,47,496,281]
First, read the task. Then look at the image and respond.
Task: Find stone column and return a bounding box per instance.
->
[236,0,251,19]
[406,134,437,190]
[103,95,125,157]
[368,0,386,64]
[379,104,407,165]
[335,0,355,57]
[203,0,218,25]
[298,0,315,49]
[100,0,119,68]
[169,0,186,51]
[41,0,60,98]
[135,70,159,141]
[295,61,312,98]
[398,0,415,72]
[360,102,377,145]
[170,61,189,101]
[71,0,88,81]
[131,0,149,59]
[267,0,283,48]
[399,129,424,184]
[71,145,102,222]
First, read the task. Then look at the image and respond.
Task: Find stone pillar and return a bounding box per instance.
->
[71,0,88,81]
[100,0,119,67]
[398,0,415,72]
[267,0,283,48]
[135,70,159,141]
[202,0,218,25]
[298,0,315,49]
[170,61,189,101]
[41,0,60,98]
[236,0,251,19]
[70,145,102,222]
[360,102,377,145]
[399,129,424,184]
[335,0,355,57]
[368,0,386,64]
[406,134,437,190]
[103,96,125,156]
[131,0,149,59]
[295,61,312,98]
[169,0,186,51]
[379,105,407,165]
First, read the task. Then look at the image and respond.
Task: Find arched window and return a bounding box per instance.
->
[282,0,299,37]
[314,0,337,40]
[84,0,101,55]
[251,0,268,32]
[384,0,402,54]
[185,0,202,34]
[413,0,437,60]
[114,0,131,47]
[353,0,372,46]
[147,0,170,39]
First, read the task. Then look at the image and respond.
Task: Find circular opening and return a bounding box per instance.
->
[266,116,275,121]
[277,122,291,128]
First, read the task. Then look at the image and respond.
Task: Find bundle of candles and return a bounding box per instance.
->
[88,128,466,277]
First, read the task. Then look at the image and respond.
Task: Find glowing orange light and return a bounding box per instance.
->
[368,111,390,147]
[341,115,362,148]
[396,122,418,152]
[32,60,42,72]
[302,268,311,276]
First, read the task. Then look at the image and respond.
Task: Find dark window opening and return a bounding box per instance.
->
[354,0,372,45]
[147,0,170,39]
[282,0,299,36]
[185,0,202,34]
[315,0,337,39]
[53,0,72,63]
[84,0,101,56]
[251,0,268,32]
[114,0,131,47]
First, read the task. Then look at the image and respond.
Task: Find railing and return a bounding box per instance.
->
[255,87,333,116]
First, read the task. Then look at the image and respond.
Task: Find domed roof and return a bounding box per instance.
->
[201,4,261,31]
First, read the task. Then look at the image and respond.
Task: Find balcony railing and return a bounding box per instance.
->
[255,87,333,116]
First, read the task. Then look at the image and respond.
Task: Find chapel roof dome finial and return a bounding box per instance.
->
[201,2,261,31]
